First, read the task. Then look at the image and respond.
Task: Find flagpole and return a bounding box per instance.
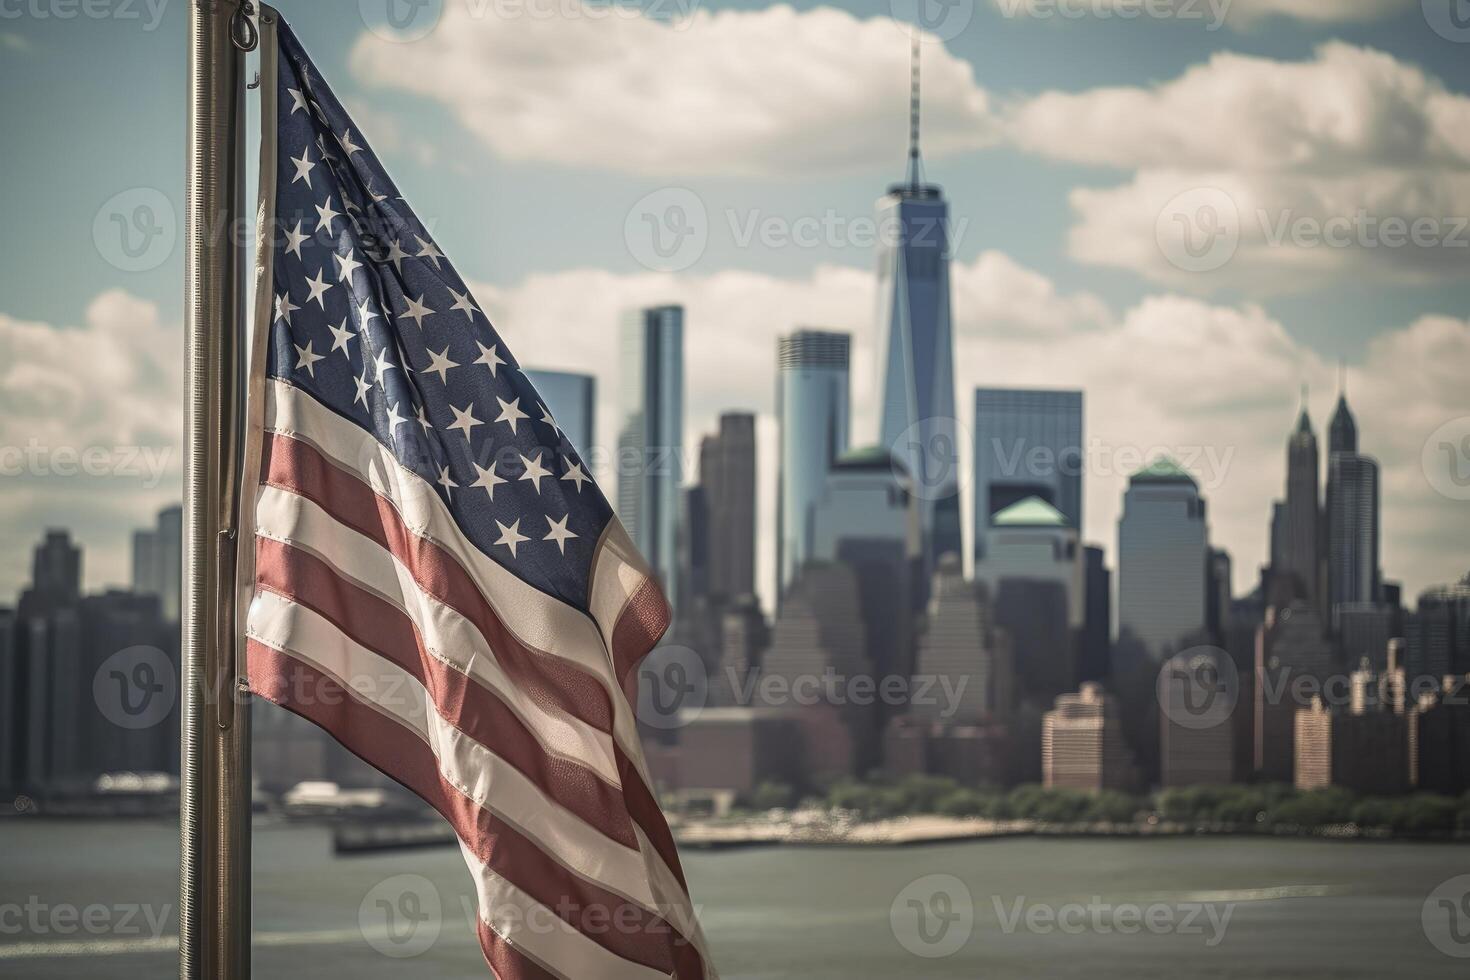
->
[182,1,252,978]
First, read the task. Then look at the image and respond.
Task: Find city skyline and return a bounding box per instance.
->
[3,3,1469,613]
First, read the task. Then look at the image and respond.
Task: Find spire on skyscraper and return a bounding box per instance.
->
[1329,360,1357,455]
[905,32,925,191]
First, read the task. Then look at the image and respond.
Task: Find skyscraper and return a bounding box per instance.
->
[873,41,961,572]
[977,496,1083,703]
[28,529,81,612]
[775,329,850,602]
[618,305,684,608]
[972,388,1084,561]
[1325,389,1380,618]
[1281,390,1321,606]
[699,412,757,601]
[130,506,182,622]
[524,367,596,457]
[1116,458,1209,665]
[811,445,923,688]
[156,505,182,622]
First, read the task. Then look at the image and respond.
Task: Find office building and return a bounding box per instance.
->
[1254,601,1334,782]
[1042,683,1137,793]
[1281,393,1321,605]
[617,305,684,608]
[1079,545,1111,684]
[1159,646,1236,787]
[700,413,757,601]
[972,388,1083,561]
[131,506,183,622]
[873,47,961,574]
[1325,397,1380,619]
[1116,458,1208,665]
[524,367,596,457]
[977,496,1083,704]
[760,563,872,781]
[775,329,850,602]
[910,554,1011,725]
[0,610,17,796]
[1294,695,1407,796]
[1406,575,1470,681]
[811,446,922,682]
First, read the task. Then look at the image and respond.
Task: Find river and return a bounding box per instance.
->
[2,818,1467,977]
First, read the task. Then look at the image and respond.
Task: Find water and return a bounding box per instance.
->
[2,818,1467,977]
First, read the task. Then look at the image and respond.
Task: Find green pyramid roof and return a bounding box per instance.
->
[992,496,1068,527]
[1131,456,1197,484]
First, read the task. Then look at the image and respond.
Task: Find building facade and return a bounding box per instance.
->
[1116,458,1209,665]
[775,329,850,604]
[524,367,596,459]
[972,388,1083,562]
[617,306,684,609]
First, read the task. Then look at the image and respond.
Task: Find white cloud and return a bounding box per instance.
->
[1008,43,1470,173]
[1006,43,1470,290]
[471,256,1470,609]
[0,292,183,600]
[1223,0,1415,25]
[350,3,996,177]
[990,0,1414,28]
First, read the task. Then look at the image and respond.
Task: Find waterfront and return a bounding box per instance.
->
[2,818,1468,977]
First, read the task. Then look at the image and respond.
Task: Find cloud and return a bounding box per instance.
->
[989,0,1414,28]
[349,3,996,177]
[1008,43,1470,173]
[0,292,183,600]
[1004,43,1470,291]
[471,256,1470,609]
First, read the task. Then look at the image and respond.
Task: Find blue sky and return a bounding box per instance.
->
[2,0,1468,605]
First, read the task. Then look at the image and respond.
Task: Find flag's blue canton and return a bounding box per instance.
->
[268,23,611,611]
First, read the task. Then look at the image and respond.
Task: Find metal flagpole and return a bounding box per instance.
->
[182,1,253,977]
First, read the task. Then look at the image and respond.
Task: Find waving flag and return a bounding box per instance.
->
[242,13,712,978]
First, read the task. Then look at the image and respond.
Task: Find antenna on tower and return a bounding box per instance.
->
[906,31,925,191]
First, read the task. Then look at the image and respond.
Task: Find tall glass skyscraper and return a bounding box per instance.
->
[873,42,961,572]
[524,367,595,458]
[1282,392,1321,606]
[1326,391,1380,615]
[972,387,1084,561]
[776,329,850,602]
[617,306,684,608]
[1117,457,1209,664]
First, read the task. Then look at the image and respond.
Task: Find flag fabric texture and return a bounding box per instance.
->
[243,13,712,978]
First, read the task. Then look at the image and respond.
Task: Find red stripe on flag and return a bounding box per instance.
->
[247,641,691,974]
[254,536,637,849]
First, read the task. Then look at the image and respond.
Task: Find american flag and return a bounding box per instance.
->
[244,15,712,978]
